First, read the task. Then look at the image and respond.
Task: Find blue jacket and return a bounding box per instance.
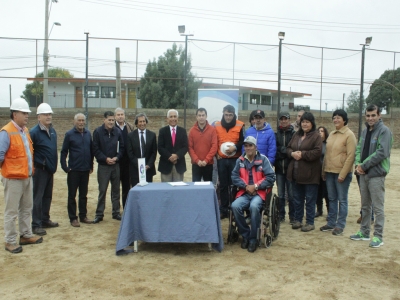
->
[93,124,124,165]
[30,123,58,174]
[60,127,94,173]
[244,123,276,165]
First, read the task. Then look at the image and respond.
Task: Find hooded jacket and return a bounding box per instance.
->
[244,122,276,165]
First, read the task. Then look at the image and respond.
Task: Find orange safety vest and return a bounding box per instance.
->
[1,122,33,179]
[215,120,244,159]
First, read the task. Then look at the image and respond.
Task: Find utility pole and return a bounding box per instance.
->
[343,93,345,110]
[116,47,122,108]
[9,85,11,106]
[84,32,89,130]
[43,0,49,104]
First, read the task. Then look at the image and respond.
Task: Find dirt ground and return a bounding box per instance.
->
[1,150,400,300]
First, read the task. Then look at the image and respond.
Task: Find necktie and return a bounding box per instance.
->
[141,131,146,158]
[172,127,176,147]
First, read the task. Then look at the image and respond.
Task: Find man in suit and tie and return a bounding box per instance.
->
[126,113,157,186]
[158,109,188,182]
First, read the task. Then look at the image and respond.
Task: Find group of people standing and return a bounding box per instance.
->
[0,98,392,254]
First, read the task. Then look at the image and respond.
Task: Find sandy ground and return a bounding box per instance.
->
[1,150,400,300]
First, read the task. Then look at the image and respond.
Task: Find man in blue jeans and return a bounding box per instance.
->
[60,113,94,227]
[231,136,275,253]
[351,105,392,248]
[275,112,295,223]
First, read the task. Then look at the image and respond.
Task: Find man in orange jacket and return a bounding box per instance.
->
[0,99,43,254]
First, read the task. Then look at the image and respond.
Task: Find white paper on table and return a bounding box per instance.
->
[194,181,211,185]
[168,181,189,186]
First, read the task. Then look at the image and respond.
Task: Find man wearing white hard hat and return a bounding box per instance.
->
[0,98,43,253]
[215,104,244,219]
[30,103,58,236]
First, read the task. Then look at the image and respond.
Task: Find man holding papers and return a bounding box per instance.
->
[127,113,157,187]
[92,111,124,223]
[188,108,218,182]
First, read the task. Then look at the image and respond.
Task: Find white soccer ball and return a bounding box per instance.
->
[220,142,236,157]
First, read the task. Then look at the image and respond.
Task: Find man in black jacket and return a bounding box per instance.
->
[127,113,157,186]
[158,109,188,182]
[275,112,295,223]
[92,111,124,223]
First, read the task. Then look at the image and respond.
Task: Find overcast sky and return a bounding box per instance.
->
[1,0,400,111]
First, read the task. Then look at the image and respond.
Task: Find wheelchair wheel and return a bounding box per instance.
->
[269,194,280,240]
[264,234,272,248]
[227,224,239,244]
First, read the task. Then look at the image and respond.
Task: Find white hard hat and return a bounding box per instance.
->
[10,98,31,113]
[37,103,54,114]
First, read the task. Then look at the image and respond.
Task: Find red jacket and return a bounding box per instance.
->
[188,121,218,165]
[232,153,275,201]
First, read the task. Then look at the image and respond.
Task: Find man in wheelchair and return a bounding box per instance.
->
[231,136,276,252]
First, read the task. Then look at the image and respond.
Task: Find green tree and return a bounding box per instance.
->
[139,43,202,109]
[21,67,74,104]
[366,68,400,112]
[346,90,365,113]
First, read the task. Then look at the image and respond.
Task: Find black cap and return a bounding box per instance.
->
[253,110,265,118]
[279,112,290,119]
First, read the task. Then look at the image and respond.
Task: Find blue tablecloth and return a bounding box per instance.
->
[116,182,224,255]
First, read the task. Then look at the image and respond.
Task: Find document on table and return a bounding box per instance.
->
[194,181,211,185]
[168,181,189,186]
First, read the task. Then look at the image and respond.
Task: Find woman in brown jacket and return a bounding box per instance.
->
[287,112,322,232]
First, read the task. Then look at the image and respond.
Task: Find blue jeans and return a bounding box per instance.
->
[276,173,294,220]
[231,194,263,242]
[292,182,318,225]
[217,158,237,215]
[325,172,352,229]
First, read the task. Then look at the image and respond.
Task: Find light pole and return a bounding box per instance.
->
[358,37,372,140]
[84,32,89,130]
[43,0,60,104]
[178,25,193,130]
[277,32,285,128]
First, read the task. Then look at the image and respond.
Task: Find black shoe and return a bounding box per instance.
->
[220,213,228,220]
[112,214,122,221]
[241,238,249,249]
[32,227,47,236]
[315,211,323,218]
[92,216,103,224]
[247,241,257,253]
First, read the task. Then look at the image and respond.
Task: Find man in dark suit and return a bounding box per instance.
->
[126,113,157,186]
[158,109,188,182]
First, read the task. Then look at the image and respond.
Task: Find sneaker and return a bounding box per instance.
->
[32,227,47,236]
[369,237,384,248]
[320,224,334,232]
[5,243,23,254]
[349,231,370,241]
[20,236,43,245]
[301,223,315,232]
[332,227,343,236]
[292,221,302,229]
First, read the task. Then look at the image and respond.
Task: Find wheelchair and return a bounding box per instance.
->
[227,186,280,248]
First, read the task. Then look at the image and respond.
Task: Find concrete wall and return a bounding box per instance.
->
[1,108,399,149]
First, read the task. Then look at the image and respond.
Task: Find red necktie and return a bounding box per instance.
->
[172,127,176,146]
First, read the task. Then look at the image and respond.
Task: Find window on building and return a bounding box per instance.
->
[102,87,116,98]
[250,94,260,104]
[261,95,272,105]
[84,86,99,98]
